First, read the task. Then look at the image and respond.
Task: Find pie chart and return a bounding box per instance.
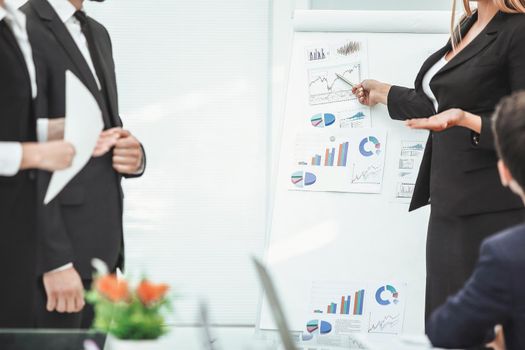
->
[375,285,399,306]
[311,113,336,128]
[359,136,382,157]
[306,320,332,335]
[320,321,332,334]
[302,332,314,341]
[291,171,317,188]
[306,320,319,333]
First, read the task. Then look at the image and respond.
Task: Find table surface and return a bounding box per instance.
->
[0,327,445,350]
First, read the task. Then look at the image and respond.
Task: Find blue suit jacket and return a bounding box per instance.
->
[427,223,525,350]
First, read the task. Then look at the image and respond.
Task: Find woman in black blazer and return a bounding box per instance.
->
[353,0,525,319]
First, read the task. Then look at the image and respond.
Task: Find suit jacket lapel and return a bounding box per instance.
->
[88,21,121,126]
[415,12,479,88]
[415,45,450,88]
[98,56,120,126]
[1,20,29,78]
[0,21,34,135]
[29,0,104,108]
[437,11,504,76]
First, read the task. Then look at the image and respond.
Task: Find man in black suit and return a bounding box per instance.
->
[22,0,146,328]
[0,0,75,327]
[427,91,525,350]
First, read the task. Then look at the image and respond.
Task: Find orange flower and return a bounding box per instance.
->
[136,280,169,305]
[95,274,130,302]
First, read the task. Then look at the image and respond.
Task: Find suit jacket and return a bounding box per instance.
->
[427,223,525,350]
[388,11,525,216]
[0,20,37,327]
[22,0,145,279]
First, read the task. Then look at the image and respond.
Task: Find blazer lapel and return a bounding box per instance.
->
[415,45,450,88]
[1,21,34,136]
[437,11,504,76]
[89,23,120,126]
[0,21,29,78]
[29,0,103,106]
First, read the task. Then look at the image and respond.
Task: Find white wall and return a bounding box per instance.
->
[311,0,452,11]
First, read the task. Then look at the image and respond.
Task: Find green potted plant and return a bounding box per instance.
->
[86,269,171,350]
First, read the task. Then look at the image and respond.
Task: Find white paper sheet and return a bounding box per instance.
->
[44,71,103,204]
[288,129,388,194]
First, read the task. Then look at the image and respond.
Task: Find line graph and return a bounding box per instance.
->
[308,63,360,105]
[351,163,383,184]
[401,141,425,157]
[368,313,401,334]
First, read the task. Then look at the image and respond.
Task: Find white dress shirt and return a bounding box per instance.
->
[0,1,37,177]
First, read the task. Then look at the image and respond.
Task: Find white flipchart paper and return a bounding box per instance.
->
[44,71,103,204]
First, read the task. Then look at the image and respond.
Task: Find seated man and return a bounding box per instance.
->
[426,91,525,350]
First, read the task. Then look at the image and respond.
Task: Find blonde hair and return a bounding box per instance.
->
[451,0,525,49]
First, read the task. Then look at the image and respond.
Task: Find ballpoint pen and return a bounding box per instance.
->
[335,72,357,88]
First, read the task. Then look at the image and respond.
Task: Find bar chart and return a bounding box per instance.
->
[310,141,349,167]
[290,129,387,193]
[324,289,365,316]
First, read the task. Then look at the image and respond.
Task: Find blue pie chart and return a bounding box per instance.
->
[320,321,332,334]
[311,113,336,128]
[375,285,399,306]
[291,171,317,188]
[359,136,382,157]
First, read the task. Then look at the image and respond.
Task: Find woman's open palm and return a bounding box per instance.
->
[405,108,465,132]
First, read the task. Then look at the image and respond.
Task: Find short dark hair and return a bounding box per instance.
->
[492,91,525,189]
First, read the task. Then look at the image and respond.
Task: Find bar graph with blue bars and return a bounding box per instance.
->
[310,142,349,167]
[325,289,365,316]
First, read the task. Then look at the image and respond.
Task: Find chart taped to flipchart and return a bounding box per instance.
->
[290,129,388,194]
[260,10,451,340]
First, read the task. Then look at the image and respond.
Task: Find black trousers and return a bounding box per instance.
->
[425,207,525,321]
[34,279,94,329]
[0,183,37,328]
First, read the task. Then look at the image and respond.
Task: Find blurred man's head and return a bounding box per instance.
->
[493,91,525,201]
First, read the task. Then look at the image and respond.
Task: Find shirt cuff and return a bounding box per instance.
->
[46,263,74,275]
[0,142,23,176]
[134,151,146,175]
[37,118,49,143]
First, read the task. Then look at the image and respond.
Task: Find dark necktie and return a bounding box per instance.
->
[73,10,113,127]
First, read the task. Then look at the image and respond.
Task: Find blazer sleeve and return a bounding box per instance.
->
[426,240,512,349]
[98,23,147,179]
[477,22,525,149]
[122,143,146,179]
[387,85,436,121]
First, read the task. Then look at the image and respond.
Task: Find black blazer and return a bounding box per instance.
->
[22,0,145,278]
[0,20,37,327]
[427,223,525,350]
[388,11,525,216]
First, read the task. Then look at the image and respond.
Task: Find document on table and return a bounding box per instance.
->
[44,71,103,204]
